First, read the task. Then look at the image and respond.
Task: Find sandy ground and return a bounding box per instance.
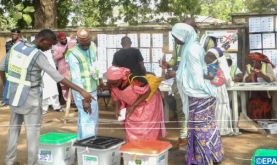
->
[0,100,277,165]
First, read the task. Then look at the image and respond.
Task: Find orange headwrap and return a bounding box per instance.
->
[248,52,275,68]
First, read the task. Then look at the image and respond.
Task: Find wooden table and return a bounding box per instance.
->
[227,82,277,134]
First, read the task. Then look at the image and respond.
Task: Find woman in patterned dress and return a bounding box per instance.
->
[172,23,224,165]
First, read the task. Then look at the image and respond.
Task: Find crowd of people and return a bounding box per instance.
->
[0,20,277,165]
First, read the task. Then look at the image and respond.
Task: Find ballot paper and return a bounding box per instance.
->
[168,31,175,51]
[97,34,107,48]
[118,108,126,121]
[262,33,276,49]
[97,47,107,61]
[260,16,274,32]
[152,63,162,77]
[263,49,277,77]
[152,48,163,63]
[116,34,126,48]
[107,49,117,68]
[249,34,262,49]
[140,33,151,47]
[249,17,261,33]
[106,35,117,48]
[140,48,150,62]
[152,33,163,47]
[249,16,274,32]
[144,63,152,72]
[128,33,138,47]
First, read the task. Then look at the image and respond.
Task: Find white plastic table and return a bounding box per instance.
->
[227,82,277,134]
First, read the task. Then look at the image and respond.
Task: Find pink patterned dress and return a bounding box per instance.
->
[53,43,70,100]
[111,81,166,142]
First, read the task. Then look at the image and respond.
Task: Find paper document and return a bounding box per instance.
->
[118,108,126,121]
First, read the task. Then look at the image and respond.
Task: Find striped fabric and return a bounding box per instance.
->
[66,44,98,92]
[187,96,223,165]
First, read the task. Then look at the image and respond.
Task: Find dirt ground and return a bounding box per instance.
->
[0,100,277,165]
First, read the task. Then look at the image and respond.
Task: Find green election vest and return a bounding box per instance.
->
[67,43,99,92]
[6,41,39,106]
[230,65,237,80]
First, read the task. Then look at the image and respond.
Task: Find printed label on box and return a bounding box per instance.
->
[128,159,144,165]
[83,155,98,165]
[159,154,166,165]
[38,149,52,162]
[64,146,70,160]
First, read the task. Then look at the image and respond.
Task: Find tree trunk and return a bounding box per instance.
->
[34,0,57,28]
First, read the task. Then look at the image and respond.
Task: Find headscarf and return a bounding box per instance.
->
[172,23,198,126]
[172,23,198,84]
[200,35,217,52]
[56,32,66,40]
[207,47,224,59]
[206,47,224,64]
[208,47,233,86]
[248,52,275,67]
[171,23,196,44]
[106,66,130,81]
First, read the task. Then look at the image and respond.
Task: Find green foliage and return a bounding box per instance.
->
[22,14,32,25]
[23,6,35,13]
[57,0,72,28]
[0,1,35,28]
[2,0,273,28]
[15,3,24,11]
[14,3,34,27]
[71,0,116,27]
[0,16,17,30]
[245,0,277,13]
[157,0,202,24]
[0,4,17,30]
[117,0,141,25]
[200,0,245,21]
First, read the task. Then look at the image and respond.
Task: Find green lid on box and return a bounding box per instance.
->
[40,132,77,145]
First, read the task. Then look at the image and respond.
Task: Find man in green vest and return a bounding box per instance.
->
[66,29,101,140]
[0,29,93,165]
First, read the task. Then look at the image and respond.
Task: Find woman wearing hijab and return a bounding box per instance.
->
[244,52,277,119]
[106,66,166,142]
[172,23,223,165]
[205,47,235,136]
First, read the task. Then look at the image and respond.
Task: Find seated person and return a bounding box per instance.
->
[243,52,277,119]
[226,55,243,82]
[204,47,225,86]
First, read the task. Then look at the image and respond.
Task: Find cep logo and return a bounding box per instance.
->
[255,156,277,165]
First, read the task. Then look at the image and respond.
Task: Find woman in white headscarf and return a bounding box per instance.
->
[172,23,223,165]
[200,35,235,136]
[204,47,235,136]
